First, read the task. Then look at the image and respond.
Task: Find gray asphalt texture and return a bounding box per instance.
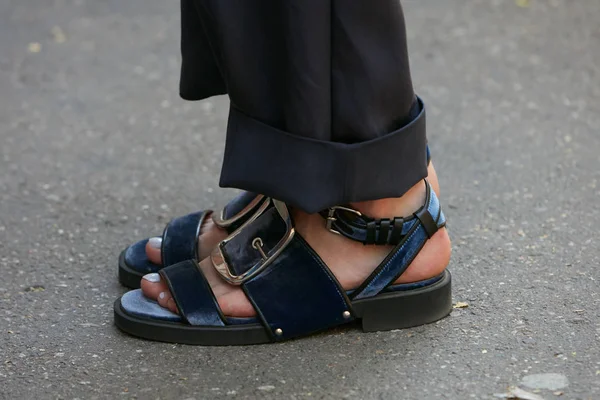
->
[1,0,599,399]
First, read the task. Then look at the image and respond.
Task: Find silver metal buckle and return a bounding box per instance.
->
[212,194,267,229]
[325,206,362,235]
[211,199,295,285]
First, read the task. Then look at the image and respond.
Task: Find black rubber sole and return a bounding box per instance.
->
[114,301,272,345]
[118,249,146,289]
[352,270,452,332]
[114,270,452,345]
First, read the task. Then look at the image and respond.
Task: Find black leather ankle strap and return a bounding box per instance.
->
[319,180,442,245]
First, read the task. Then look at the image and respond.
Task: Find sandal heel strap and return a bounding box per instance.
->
[321,178,442,245]
[349,181,445,300]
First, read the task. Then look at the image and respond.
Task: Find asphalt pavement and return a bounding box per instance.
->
[1,0,599,399]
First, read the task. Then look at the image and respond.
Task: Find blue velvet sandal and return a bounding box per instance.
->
[114,179,451,345]
[118,192,269,288]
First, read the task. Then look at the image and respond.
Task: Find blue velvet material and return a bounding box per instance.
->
[160,260,226,326]
[121,290,183,322]
[352,226,428,300]
[426,144,431,165]
[345,273,444,296]
[427,185,442,222]
[124,239,162,273]
[243,236,353,340]
[351,184,445,300]
[120,289,258,325]
[384,273,443,292]
[161,211,206,266]
[218,205,354,340]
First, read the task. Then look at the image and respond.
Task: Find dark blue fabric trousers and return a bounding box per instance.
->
[179,0,427,213]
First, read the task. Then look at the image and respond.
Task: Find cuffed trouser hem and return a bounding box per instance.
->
[219,97,428,214]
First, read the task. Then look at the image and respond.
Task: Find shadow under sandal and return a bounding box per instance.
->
[114,179,450,345]
[118,192,269,288]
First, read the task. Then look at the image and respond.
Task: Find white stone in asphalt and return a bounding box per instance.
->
[521,373,569,391]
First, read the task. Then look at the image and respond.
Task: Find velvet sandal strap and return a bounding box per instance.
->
[213,202,354,340]
[349,181,445,300]
[243,236,354,340]
[159,260,226,326]
[160,211,208,266]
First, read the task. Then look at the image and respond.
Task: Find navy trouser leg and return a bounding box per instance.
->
[180,0,426,213]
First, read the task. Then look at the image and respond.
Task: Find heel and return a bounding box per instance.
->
[351,270,452,332]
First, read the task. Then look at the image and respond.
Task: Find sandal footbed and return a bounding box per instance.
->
[120,290,259,325]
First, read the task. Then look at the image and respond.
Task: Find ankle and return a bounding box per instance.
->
[350,180,426,219]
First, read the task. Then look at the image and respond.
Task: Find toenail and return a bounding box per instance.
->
[142,273,161,283]
[148,237,162,249]
[159,292,167,300]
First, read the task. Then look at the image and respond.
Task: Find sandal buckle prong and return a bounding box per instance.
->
[251,237,268,260]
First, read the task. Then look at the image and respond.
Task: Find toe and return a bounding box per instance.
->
[197,217,229,260]
[145,237,162,265]
[140,272,168,300]
[140,273,179,314]
[217,291,257,318]
[140,259,257,318]
[157,291,179,314]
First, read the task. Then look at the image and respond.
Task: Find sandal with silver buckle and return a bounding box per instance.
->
[113,179,451,345]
